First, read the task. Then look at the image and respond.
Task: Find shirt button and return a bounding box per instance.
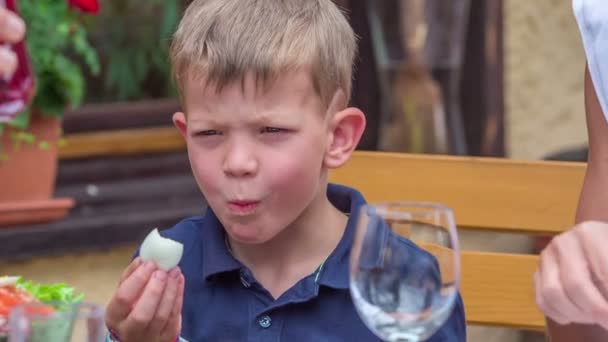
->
[240,276,251,288]
[239,270,251,288]
[258,315,272,328]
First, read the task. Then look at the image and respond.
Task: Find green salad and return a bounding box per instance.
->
[0,276,84,341]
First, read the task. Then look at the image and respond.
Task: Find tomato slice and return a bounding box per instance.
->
[23,305,54,316]
[0,286,50,318]
[0,304,10,316]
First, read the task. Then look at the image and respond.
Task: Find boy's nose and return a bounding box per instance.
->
[222,142,258,177]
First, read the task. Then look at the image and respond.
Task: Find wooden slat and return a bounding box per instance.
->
[417,242,542,329]
[60,127,185,160]
[461,251,543,330]
[329,151,586,234]
[416,242,542,329]
[56,152,190,185]
[62,99,179,134]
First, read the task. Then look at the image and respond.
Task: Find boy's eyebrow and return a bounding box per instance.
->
[187,110,299,129]
[251,110,297,124]
[187,116,226,129]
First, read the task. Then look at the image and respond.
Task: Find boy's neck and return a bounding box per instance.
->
[226,187,348,299]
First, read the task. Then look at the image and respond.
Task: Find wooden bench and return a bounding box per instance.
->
[329,151,586,331]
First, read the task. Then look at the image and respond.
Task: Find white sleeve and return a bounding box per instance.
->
[573,0,608,123]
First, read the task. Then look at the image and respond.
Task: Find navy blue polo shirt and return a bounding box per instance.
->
[151,184,466,341]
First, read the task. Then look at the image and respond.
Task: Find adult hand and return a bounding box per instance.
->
[536,221,608,329]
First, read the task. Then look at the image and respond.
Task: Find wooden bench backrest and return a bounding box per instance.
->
[329,151,587,330]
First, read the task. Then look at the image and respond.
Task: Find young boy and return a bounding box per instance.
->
[104,1,466,341]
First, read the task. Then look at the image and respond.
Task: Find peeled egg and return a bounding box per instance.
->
[139,228,184,271]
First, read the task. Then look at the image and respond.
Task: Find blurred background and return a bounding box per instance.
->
[0,1,588,341]
[52,0,586,160]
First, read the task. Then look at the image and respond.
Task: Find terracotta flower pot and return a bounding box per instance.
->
[0,113,74,226]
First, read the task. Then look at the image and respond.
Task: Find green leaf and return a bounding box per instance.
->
[16,279,84,310]
[57,22,71,37]
[7,111,31,130]
[72,27,101,75]
[21,133,35,145]
[133,50,149,82]
[39,141,51,150]
[58,138,68,148]
[10,131,36,145]
[160,0,179,40]
[15,0,100,124]
[16,278,84,310]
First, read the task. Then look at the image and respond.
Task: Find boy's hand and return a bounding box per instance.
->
[105,257,185,342]
[535,221,608,329]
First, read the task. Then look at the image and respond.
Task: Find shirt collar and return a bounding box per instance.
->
[315,183,367,290]
[200,208,242,280]
[200,183,368,288]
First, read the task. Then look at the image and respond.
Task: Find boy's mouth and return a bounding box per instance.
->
[227,200,260,215]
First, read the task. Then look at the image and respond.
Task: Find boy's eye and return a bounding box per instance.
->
[260,127,285,134]
[196,130,221,136]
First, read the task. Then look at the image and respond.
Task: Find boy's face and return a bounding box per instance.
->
[173,71,344,244]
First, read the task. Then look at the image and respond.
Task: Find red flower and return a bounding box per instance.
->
[68,0,99,14]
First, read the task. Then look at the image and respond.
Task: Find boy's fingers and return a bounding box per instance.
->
[173,274,185,317]
[119,257,143,286]
[153,268,181,334]
[171,273,185,312]
[163,274,185,340]
[106,261,157,325]
[123,270,168,333]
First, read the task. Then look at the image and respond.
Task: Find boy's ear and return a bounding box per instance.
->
[324,99,366,169]
[173,112,188,138]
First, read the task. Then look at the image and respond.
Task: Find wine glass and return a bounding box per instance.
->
[350,202,460,341]
[8,301,105,342]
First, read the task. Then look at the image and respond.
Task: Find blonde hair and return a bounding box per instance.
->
[170,0,357,107]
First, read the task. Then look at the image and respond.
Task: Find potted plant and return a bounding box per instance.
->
[0,0,100,226]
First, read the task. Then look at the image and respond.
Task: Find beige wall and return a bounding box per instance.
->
[505,0,588,160]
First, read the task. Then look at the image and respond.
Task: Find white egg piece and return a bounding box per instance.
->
[140,228,184,271]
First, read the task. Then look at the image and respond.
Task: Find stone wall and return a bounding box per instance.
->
[505,0,588,160]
